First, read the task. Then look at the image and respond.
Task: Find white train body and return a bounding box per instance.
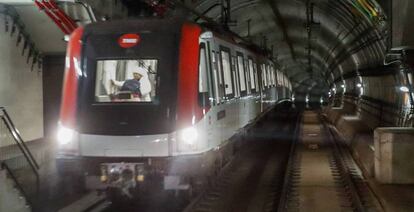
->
[57,19,292,192]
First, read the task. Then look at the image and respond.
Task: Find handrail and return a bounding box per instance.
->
[1,162,33,208]
[0,107,39,169]
[0,107,40,210]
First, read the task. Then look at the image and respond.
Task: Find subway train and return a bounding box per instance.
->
[56,18,292,198]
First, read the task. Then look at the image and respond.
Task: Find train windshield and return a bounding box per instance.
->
[94,59,158,103]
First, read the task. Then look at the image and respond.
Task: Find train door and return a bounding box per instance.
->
[198,41,213,149]
[237,53,248,125]
[219,46,236,141]
[248,58,257,118]
[209,48,223,147]
[219,47,234,100]
[251,60,260,113]
[245,58,251,95]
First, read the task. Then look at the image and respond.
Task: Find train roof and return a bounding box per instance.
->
[82,18,273,62]
[82,18,186,36]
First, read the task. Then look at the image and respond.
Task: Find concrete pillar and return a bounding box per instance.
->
[374,127,414,184]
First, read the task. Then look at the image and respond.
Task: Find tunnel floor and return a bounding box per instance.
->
[2,106,414,212]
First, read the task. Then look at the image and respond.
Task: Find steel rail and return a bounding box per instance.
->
[321,114,367,212]
[277,111,302,211]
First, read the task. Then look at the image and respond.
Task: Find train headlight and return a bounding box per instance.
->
[180,127,198,145]
[57,124,75,145]
[400,86,409,93]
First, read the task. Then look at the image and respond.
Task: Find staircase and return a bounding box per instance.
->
[0,165,31,212]
[0,107,39,212]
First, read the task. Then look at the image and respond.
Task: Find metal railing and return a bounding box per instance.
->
[0,106,39,209]
[0,107,39,169]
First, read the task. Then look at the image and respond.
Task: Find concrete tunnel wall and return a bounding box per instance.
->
[0,16,43,144]
[329,72,413,127]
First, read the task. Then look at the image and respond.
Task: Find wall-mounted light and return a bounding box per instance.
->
[341,84,345,88]
[400,86,410,92]
[356,83,363,88]
[332,88,336,92]
[63,35,70,42]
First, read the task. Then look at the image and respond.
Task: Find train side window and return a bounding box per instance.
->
[262,64,268,89]
[232,57,240,98]
[264,64,270,88]
[270,65,275,87]
[276,70,280,86]
[253,62,259,92]
[198,43,210,107]
[270,65,274,86]
[277,70,282,86]
[267,64,272,87]
[220,49,234,97]
[212,52,222,103]
[269,65,273,87]
[249,59,256,92]
[237,55,247,95]
[245,59,251,94]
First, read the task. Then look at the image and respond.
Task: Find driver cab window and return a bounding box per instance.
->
[94,59,158,103]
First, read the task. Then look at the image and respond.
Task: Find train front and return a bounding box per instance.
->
[56,19,198,198]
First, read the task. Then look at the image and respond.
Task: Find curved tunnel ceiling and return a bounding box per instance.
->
[189,0,388,98]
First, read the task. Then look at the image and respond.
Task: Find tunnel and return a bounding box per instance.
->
[0,0,413,212]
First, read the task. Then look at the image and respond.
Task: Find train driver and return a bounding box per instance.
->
[111,67,152,101]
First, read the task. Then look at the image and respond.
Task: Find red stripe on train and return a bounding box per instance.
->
[177,23,205,128]
[60,27,84,128]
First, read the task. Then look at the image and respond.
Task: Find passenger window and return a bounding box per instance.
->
[270,66,275,86]
[245,59,251,94]
[198,44,210,107]
[253,63,259,92]
[269,66,273,87]
[277,70,282,86]
[269,65,273,86]
[232,57,240,98]
[199,45,208,93]
[249,59,256,91]
[262,64,268,88]
[237,55,247,92]
[212,52,221,102]
[220,50,233,96]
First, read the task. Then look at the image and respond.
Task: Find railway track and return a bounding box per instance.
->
[278,111,383,212]
[58,109,383,212]
[58,192,110,212]
[184,108,299,212]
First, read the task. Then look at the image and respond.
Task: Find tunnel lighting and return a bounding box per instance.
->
[57,124,74,145]
[180,127,198,145]
[341,84,345,88]
[400,86,410,93]
[63,35,70,42]
[356,83,363,88]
